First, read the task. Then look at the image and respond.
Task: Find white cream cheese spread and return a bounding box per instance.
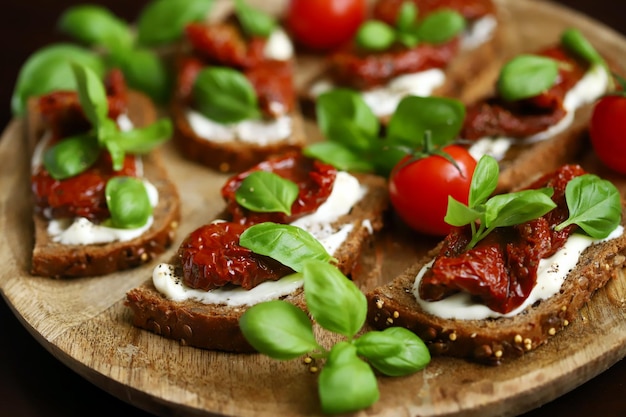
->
[412,226,624,320]
[153,171,369,306]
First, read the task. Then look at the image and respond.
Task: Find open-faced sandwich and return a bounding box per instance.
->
[458,28,617,192]
[28,64,180,278]
[171,0,306,173]
[367,155,626,365]
[306,0,507,122]
[126,151,388,351]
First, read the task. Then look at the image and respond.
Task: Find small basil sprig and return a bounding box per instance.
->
[305,90,465,176]
[235,171,299,215]
[445,156,622,250]
[193,66,261,123]
[497,54,559,102]
[235,0,276,38]
[105,177,153,229]
[43,63,172,179]
[239,223,431,414]
[445,155,557,249]
[11,43,105,116]
[137,0,215,46]
[240,258,430,414]
[356,3,465,51]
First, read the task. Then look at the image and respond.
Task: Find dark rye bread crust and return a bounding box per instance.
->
[367,209,626,365]
[171,99,307,174]
[28,91,181,278]
[125,173,389,352]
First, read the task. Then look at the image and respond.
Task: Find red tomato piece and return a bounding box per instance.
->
[285,0,367,52]
[389,145,477,236]
[589,95,626,175]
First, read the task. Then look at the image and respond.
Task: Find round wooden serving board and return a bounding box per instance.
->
[2,1,626,416]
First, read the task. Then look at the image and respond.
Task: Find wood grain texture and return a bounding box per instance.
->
[1,1,626,416]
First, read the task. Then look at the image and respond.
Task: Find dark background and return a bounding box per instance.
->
[1,1,625,416]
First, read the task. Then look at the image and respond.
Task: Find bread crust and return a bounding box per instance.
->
[28,91,181,278]
[367,210,626,365]
[125,172,389,352]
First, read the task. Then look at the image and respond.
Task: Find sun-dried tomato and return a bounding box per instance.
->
[221,152,337,226]
[460,46,590,140]
[419,164,585,313]
[32,153,138,222]
[178,222,293,290]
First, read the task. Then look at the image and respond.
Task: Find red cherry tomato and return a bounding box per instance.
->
[389,146,477,236]
[285,0,367,52]
[589,95,626,174]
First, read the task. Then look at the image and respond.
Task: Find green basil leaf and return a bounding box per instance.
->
[303,260,367,338]
[112,118,173,154]
[303,141,376,173]
[557,174,622,238]
[386,96,465,148]
[416,9,466,44]
[111,48,172,104]
[43,134,100,180]
[137,0,214,46]
[316,89,380,146]
[193,67,260,123]
[484,188,556,229]
[235,0,276,37]
[396,1,418,33]
[58,5,133,55]
[497,54,559,102]
[444,196,482,227]
[561,27,606,67]
[353,330,402,359]
[318,342,379,414]
[235,171,299,215]
[396,31,420,48]
[469,154,499,207]
[369,140,410,177]
[71,62,110,129]
[355,327,430,377]
[355,20,396,51]
[239,300,320,360]
[105,177,153,228]
[239,223,333,272]
[105,137,126,172]
[11,44,105,116]
[324,120,376,152]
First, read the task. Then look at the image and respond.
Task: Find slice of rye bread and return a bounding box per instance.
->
[27,91,181,278]
[366,208,626,365]
[125,172,389,352]
[171,99,307,174]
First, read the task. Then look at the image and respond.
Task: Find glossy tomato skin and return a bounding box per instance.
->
[389,146,477,236]
[285,0,367,52]
[590,95,626,175]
